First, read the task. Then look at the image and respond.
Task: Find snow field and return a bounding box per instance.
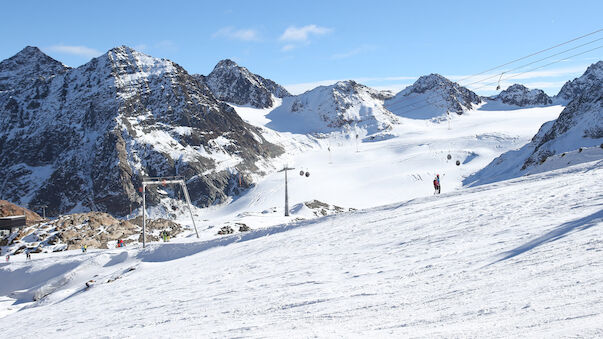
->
[0,160,601,337]
[175,102,564,237]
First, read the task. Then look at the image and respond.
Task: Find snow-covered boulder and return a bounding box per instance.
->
[385,73,481,119]
[201,59,290,108]
[555,60,602,103]
[493,84,552,107]
[265,80,398,134]
[0,46,282,216]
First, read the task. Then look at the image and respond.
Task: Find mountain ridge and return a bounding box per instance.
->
[0,46,283,216]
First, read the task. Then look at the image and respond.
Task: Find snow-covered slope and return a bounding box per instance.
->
[555,60,603,103]
[493,84,552,107]
[385,73,481,119]
[0,160,601,336]
[466,74,602,186]
[0,46,282,216]
[201,59,290,108]
[265,80,398,134]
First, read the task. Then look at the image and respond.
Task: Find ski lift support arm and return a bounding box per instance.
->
[141,176,199,248]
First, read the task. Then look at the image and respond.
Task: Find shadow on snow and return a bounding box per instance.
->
[490,209,602,265]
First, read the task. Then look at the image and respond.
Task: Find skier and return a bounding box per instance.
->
[436,174,441,194]
[433,174,441,194]
[5,254,9,262]
[26,251,31,260]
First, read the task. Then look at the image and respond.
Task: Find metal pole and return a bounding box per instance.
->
[284,167,289,216]
[142,184,146,248]
[180,181,199,238]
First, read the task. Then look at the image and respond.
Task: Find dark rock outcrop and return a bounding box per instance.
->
[556,61,603,102]
[201,59,290,108]
[386,74,481,117]
[494,84,552,107]
[0,46,283,216]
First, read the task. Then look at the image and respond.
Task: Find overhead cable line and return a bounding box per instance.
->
[386,45,603,117]
[455,28,603,84]
[385,34,603,113]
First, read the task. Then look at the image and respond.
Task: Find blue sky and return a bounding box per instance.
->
[1,0,601,95]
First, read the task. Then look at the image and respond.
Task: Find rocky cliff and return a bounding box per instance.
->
[0,46,282,217]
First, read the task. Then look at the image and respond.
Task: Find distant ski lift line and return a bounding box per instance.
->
[461,37,603,89]
[385,44,603,117]
[385,36,603,113]
[386,44,602,118]
[141,176,199,248]
[455,27,603,84]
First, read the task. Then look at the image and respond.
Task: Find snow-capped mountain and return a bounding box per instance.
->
[265,80,398,134]
[385,73,481,119]
[0,46,282,217]
[555,60,603,102]
[201,59,290,108]
[492,84,552,107]
[0,46,69,91]
[465,64,602,186]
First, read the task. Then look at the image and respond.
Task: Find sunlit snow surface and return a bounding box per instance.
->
[0,159,601,337]
[1,100,602,336]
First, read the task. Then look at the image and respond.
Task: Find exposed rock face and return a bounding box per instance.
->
[386,74,481,118]
[556,61,603,102]
[0,46,69,92]
[0,46,283,217]
[465,63,602,186]
[494,84,552,107]
[266,80,398,134]
[521,81,602,169]
[201,59,290,108]
[2,212,184,251]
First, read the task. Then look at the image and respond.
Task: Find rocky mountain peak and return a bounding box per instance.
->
[214,58,239,69]
[0,46,283,217]
[494,84,552,107]
[0,46,68,89]
[556,60,603,102]
[405,73,453,93]
[386,73,481,118]
[203,59,290,108]
[266,80,399,134]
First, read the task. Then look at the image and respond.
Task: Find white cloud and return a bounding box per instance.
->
[279,25,332,42]
[279,25,332,51]
[45,44,102,58]
[133,44,148,51]
[213,27,260,41]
